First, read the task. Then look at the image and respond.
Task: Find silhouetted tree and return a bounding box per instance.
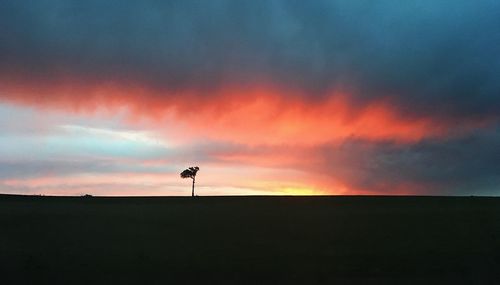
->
[180,166,199,197]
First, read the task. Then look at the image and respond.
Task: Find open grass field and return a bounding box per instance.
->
[1,195,500,284]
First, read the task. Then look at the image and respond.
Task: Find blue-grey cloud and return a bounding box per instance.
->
[319,126,500,195]
[1,0,499,120]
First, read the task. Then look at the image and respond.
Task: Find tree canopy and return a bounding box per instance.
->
[180,166,199,179]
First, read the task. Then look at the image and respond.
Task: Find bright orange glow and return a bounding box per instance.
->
[275,187,325,196]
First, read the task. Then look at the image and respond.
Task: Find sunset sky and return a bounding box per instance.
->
[0,0,499,196]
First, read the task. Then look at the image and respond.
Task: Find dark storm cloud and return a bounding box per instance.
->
[320,126,500,195]
[1,0,499,119]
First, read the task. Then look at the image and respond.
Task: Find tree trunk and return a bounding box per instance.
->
[192,177,195,197]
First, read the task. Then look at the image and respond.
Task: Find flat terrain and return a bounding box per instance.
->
[1,195,500,284]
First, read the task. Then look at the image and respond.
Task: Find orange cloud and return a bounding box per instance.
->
[0,75,492,147]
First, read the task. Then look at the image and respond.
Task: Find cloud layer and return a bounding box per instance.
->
[0,1,499,195]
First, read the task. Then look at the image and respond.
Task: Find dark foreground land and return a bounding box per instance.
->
[1,195,500,284]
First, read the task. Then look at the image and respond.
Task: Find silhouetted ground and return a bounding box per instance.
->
[1,195,500,284]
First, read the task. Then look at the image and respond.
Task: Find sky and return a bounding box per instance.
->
[0,0,499,196]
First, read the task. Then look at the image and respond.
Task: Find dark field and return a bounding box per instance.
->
[1,195,500,284]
